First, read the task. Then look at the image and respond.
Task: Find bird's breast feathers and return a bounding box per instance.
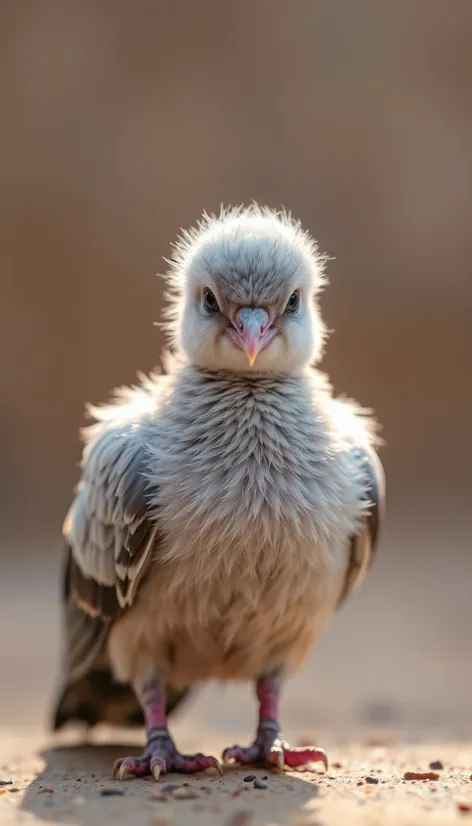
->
[144,366,370,583]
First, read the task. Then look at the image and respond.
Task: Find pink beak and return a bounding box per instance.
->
[231,307,272,367]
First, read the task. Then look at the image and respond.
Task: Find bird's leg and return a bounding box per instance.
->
[222,674,328,771]
[113,676,222,780]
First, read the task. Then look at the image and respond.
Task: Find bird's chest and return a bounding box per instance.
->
[154,378,334,566]
[111,373,363,686]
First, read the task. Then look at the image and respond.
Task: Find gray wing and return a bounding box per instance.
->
[337,444,385,608]
[61,420,159,682]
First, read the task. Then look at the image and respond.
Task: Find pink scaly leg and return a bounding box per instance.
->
[113,678,222,781]
[222,675,328,772]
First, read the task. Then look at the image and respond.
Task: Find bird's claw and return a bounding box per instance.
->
[113,736,221,781]
[114,762,132,781]
[151,759,164,782]
[222,729,328,772]
[113,755,153,780]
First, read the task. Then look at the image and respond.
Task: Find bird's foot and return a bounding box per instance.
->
[222,720,328,772]
[113,727,223,781]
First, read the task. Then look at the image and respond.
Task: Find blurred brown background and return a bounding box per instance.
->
[1,1,471,740]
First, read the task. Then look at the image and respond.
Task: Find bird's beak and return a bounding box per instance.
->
[233,307,271,367]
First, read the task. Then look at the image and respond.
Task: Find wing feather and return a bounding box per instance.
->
[61,417,159,676]
[337,443,385,607]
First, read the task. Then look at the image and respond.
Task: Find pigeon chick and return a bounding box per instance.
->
[52,205,385,780]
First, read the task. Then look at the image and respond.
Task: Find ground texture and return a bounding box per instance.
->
[1,733,472,826]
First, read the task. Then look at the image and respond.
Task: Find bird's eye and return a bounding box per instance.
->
[285,290,300,313]
[203,288,219,313]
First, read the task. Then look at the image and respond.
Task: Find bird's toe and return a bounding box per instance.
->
[222,731,328,773]
[281,745,328,770]
[174,753,223,774]
[113,755,151,780]
[150,758,166,781]
[222,744,261,765]
[263,745,285,772]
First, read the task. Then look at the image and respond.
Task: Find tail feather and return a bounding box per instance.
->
[52,668,190,731]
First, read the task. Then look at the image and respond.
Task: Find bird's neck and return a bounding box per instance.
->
[189,363,309,384]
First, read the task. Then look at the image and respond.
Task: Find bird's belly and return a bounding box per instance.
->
[108,542,346,689]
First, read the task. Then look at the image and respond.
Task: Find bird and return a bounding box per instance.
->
[52,204,385,781]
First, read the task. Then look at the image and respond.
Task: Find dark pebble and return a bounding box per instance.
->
[262,776,268,780]
[162,784,179,793]
[253,779,267,789]
[100,788,126,796]
[243,775,256,782]
[9,789,20,793]
[429,761,444,771]
[0,781,13,787]
[365,776,379,784]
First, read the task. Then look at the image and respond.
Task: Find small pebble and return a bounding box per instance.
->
[100,787,126,796]
[172,786,199,799]
[224,811,254,826]
[243,775,256,782]
[162,783,179,793]
[429,760,444,771]
[151,793,170,802]
[365,776,379,785]
[458,801,472,813]
[39,785,54,793]
[404,771,440,781]
[0,781,12,787]
[253,778,267,789]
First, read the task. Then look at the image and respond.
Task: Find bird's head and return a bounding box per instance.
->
[163,205,328,375]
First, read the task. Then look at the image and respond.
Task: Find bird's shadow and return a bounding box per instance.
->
[21,741,323,825]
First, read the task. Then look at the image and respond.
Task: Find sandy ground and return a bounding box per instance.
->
[1,732,472,825]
